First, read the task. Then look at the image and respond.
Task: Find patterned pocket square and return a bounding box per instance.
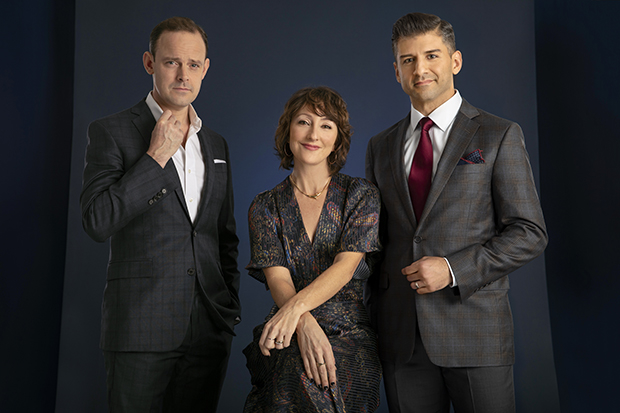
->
[457,149,485,165]
[213,159,226,164]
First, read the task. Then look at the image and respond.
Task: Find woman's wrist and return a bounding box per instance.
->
[296,312,315,331]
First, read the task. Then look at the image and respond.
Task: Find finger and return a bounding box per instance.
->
[159,110,173,123]
[413,280,430,295]
[317,358,329,390]
[406,273,420,282]
[307,353,321,386]
[325,355,338,387]
[309,357,320,388]
[323,348,337,388]
[301,353,315,384]
[327,362,337,389]
[259,329,275,356]
[283,333,292,348]
[259,326,271,346]
[274,337,285,350]
[260,337,276,356]
[401,263,418,276]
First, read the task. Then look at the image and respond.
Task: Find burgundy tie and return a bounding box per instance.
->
[408,117,434,221]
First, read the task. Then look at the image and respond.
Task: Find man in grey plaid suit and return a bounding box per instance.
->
[80,17,240,412]
[365,12,547,412]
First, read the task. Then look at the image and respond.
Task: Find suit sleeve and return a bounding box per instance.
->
[446,123,548,300]
[80,119,180,242]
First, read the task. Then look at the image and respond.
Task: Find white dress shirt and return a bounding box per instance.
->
[403,90,463,179]
[146,92,205,223]
[403,90,463,287]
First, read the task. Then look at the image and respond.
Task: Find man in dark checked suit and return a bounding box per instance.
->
[365,12,547,412]
[80,17,240,412]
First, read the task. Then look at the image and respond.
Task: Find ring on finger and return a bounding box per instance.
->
[275,340,283,345]
[317,361,325,367]
[266,337,275,341]
[415,281,420,289]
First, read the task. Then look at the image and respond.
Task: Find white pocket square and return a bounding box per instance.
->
[213,159,226,164]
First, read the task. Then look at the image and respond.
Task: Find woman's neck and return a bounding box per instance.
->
[290,165,332,196]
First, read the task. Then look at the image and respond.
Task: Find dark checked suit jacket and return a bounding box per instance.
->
[81,99,240,352]
[365,99,547,367]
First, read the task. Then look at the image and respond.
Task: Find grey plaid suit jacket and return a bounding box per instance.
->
[81,99,240,352]
[365,99,547,367]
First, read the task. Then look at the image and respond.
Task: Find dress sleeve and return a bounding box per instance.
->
[338,178,381,255]
[245,191,287,284]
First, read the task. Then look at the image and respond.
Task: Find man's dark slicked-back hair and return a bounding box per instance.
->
[149,16,209,60]
[391,12,456,59]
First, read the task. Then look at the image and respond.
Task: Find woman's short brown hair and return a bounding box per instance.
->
[274,86,352,174]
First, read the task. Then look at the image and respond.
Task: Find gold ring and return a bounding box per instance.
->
[317,362,325,367]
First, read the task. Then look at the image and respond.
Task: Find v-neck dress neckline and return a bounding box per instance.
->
[288,177,331,247]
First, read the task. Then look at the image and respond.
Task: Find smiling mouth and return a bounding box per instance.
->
[415,79,434,86]
[302,144,320,150]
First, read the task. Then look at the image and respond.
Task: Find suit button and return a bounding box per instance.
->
[187,268,196,276]
[192,230,198,237]
[148,199,154,205]
[162,188,167,194]
[414,236,422,243]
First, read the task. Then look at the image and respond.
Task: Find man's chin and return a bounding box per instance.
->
[166,98,195,111]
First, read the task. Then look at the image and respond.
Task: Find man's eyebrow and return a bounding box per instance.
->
[159,56,204,64]
[399,49,443,59]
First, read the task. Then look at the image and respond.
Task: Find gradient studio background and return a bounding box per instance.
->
[1,0,618,412]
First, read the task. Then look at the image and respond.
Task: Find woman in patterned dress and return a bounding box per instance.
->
[243,87,382,412]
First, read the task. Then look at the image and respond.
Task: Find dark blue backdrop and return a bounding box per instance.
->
[2,0,617,412]
[535,1,620,411]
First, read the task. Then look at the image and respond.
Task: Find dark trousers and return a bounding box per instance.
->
[103,291,233,413]
[382,327,515,413]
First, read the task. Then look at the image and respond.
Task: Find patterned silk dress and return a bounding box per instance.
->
[243,173,382,413]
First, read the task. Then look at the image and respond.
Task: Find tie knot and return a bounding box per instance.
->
[419,117,434,133]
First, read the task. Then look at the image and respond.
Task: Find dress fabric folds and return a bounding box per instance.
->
[243,173,382,413]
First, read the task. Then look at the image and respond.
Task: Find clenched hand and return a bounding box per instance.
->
[147,110,185,168]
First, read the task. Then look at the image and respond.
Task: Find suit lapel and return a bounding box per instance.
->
[389,114,418,228]
[131,100,191,221]
[131,100,157,146]
[418,100,480,225]
[193,128,214,224]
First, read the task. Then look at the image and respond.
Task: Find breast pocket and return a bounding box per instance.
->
[206,163,228,204]
[455,163,486,174]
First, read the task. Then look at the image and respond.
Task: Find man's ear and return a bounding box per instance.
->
[143,51,155,75]
[394,61,401,84]
[201,58,210,80]
[451,50,463,75]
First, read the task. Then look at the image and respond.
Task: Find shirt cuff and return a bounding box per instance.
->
[443,257,457,287]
